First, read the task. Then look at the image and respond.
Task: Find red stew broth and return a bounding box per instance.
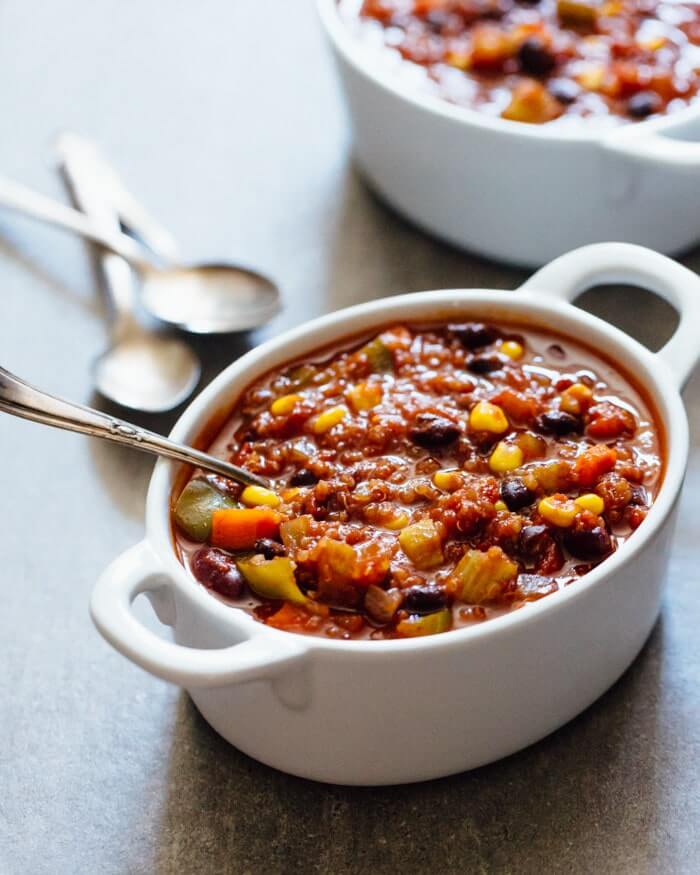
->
[172,320,662,641]
[337,0,700,125]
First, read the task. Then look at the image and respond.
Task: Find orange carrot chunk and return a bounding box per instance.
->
[211,508,282,551]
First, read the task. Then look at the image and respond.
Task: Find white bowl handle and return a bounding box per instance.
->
[603,128,700,168]
[90,541,308,688]
[520,242,700,389]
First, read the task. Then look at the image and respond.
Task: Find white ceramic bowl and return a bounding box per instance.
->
[91,243,700,785]
[318,0,700,267]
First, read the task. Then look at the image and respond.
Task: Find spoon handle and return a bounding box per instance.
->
[0,174,153,269]
[0,367,269,489]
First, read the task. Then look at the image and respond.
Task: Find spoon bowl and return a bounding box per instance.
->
[93,328,201,413]
[141,262,280,334]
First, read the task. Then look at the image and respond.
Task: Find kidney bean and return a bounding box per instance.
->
[536,410,582,435]
[449,322,496,350]
[500,477,534,511]
[409,413,460,448]
[563,525,613,560]
[404,585,449,614]
[191,547,244,599]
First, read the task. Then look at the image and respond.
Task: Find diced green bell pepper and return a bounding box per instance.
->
[361,336,394,373]
[236,555,308,606]
[396,609,451,638]
[173,478,238,542]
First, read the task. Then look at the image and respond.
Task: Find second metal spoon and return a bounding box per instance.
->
[0,171,280,335]
[0,365,269,489]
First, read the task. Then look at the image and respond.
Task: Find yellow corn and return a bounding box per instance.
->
[347,382,382,412]
[488,442,524,473]
[500,340,524,360]
[270,393,301,415]
[312,405,347,435]
[559,383,594,415]
[241,485,281,509]
[469,401,509,434]
[433,469,460,491]
[494,500,507,512]
[577,64,606,92]
[538,495,577,527]
[639,36,665,51]
[575,493,605,515]
[385,512,409,531]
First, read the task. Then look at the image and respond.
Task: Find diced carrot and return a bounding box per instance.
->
[574,445,617,487]
[586,402,636,439]
[210,508,282,550]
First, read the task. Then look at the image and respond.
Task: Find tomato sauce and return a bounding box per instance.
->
[337,0,700,124]
[172,321,661,640]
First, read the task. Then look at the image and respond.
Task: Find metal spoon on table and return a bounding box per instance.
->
[0,365,269,488]
[0,170,280,335]
[60,138,201,412]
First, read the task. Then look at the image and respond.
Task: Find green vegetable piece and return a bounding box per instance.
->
[174,478,237,542]
[396,609,451,638]
[362,336,394,373]
[236,556,308,606]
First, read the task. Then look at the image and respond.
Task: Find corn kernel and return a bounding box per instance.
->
[560,383,594,416]
[489,442,524,473]
[241,485,281,509]
[577,64,606,92]
[469,401,509,434]
[639,36,665,51]
[500,340,524,360]
[433,469,461,491]
[538,494,577,527]
[311,405,347,434]
[347,382,382,412]
[280,487,301,502]
[575,493,605,515]
[494,500,508,512]
[385,512,409,530]
[270,393,301,415]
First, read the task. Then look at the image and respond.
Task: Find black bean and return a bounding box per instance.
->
[547,343,566,359]
[254,538,286,559]
[549,78,580,105]
[409,413,461,449]
[563,526,613,561]
[289,467,318,487]
[519,525,551,557]
[191,547,244,599]
[449,322,497,350]
[628,91,662,119]
[500,477,534,511]
[518,38,556,76]
[468,354,506,374]
[536,410,582,435]
[404,585,449,614]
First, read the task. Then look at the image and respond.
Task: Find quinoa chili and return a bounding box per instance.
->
[172,321,662,640]
[337,0,700,124]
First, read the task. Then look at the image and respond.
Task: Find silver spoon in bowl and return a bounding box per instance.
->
[0,365,270,489]
[0,175,280,335]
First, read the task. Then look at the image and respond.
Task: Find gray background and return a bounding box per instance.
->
[1,2,698,873]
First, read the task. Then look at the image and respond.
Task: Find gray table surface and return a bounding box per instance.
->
[1,2,699,873]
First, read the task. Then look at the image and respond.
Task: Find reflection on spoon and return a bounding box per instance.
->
[93,333,200,413]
